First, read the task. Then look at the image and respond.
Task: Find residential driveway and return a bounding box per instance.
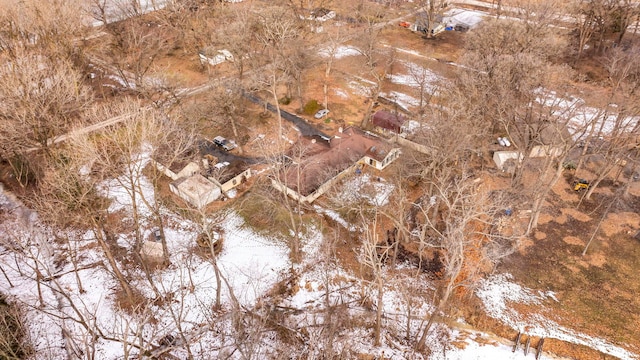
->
[243,92,330,139]
[199,140,263,164]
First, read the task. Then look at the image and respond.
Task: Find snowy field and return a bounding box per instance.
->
[284,259,565,360]
[0,150,291,359]
[1,156,638,358]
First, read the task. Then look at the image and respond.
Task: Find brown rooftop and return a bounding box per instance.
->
[208,160,250,184]
[372,110,406,133]
[278,127,388,196]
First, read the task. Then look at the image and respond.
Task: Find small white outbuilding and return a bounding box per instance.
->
[170,174,221,208]
[493,151,523,172]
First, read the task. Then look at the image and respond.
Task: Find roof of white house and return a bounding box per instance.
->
[172,174,220,200]
[443,9,487,29]
[493,151,522,169]
[176,162,200,179]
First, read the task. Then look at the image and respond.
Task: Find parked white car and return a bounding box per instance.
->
[213,161,230,170]
[314,109,330,119]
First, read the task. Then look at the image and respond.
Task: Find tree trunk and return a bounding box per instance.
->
[212,258,222,309]
[528,157,566,233]
[374,274,383,346]
[93,220,134,302]
[415,284,452,351]
[623,162,639,198]
[271,74,283,151]
[582,191,619,255]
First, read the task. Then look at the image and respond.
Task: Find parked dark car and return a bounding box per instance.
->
[153,229,163,242]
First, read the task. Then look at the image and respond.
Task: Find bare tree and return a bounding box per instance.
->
[360,212,389,347]
[0,51,93,185]
[414,173,514,351]
[570,0,638,57]
[253,7,302,149]
[284,44,316,113]
[319,29,347,110]
[188,207,230,310]
[32,144,136,303]
[131,111,198,264]
[207,83,246,154]
[458,17,569,186]
[262,138,323,263]
[352,8,385,69]
[416,0,448,39]
[0,0,86,55]
[0,297,31,360]
[408,63,438,122]
[613,0,640,45]
[581,46,640,200]
[101,17,171,95]
[216,4,260,81]
[355,41,396,129]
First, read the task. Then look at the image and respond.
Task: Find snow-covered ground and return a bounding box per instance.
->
[284,256,563,360]
[381,90,421,110]
[335,173,395,207]
[534,88,640,140]
[387,61,442,93]
[318,45,361,59]
[0,150,291,359]
[2,163,638,359]
[83,0,175,27]
[345,59,442,112]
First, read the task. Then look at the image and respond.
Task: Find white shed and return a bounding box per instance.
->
[170,174,221,208]
[493,151,523,172]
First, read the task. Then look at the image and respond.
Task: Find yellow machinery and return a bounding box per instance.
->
[572,179,590,191]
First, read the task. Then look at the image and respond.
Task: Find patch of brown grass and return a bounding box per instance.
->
[601,212,640,237]
[115,287,148,314]
[561,208,592,222]
[498,209,640,355]
[562,235,584,246]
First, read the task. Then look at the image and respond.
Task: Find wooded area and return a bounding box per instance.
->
[0,0,639,359]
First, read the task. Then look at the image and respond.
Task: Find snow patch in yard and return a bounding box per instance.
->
[381,90,420,109]
[404,120,424,134]
[218,213,290,305]
[533,88,640,140]
[337,173,395,207]
[226,188,237,199]
[441,329,555,360]
[314,205,356,231]
[477,274,638,360]
[106,74,136,89]
[334,88,349,99]
[348,79,374,97]
[319,45,361,59]
[442,8,488,29]
[387,61,442,92]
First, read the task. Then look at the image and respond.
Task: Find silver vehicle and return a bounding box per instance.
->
[213,136,237,151]
[314,109,330,119]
